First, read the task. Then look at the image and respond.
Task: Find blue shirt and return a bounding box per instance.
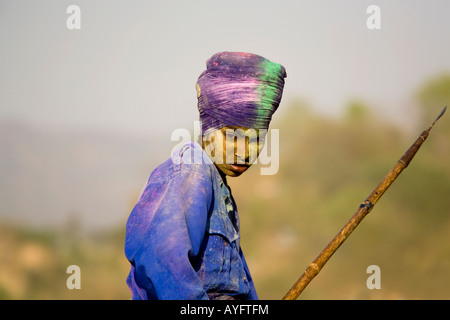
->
[124,141,258,300]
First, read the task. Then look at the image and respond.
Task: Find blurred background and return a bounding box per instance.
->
[0,0,449,299]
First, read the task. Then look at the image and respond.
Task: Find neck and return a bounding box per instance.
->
[216,165,228,185]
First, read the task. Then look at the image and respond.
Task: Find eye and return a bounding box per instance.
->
[226,131,235,137]
[248,137,258,145]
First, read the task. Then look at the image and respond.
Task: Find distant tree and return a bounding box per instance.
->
[345,98,370,121]
[417,73,450,127]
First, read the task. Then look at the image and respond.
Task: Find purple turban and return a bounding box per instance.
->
[196,52,287,134]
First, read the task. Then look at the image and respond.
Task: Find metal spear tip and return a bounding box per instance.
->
[432,106,447,127]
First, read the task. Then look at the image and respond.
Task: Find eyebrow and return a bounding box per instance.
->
[221,127,260,134]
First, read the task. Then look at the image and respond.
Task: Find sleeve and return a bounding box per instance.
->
[125,161,214,300]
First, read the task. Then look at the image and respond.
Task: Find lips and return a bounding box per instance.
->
[229,164,250,174]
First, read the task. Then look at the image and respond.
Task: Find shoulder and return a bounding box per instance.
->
[128,142,217,229]
[148,141,215,186]
[171,141,213,166]
[171,141,215,178]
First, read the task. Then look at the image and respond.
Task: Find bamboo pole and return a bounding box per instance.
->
[282,106,447,300]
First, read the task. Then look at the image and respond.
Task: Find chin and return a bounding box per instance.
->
[227,171,243,177]
[216,164,248,177]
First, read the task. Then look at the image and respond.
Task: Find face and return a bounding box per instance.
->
[202,126,267,177]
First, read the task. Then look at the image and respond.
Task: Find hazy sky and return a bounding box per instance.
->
[1,0,450,136]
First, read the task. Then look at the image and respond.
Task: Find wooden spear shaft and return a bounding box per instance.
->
[282,106,447,300]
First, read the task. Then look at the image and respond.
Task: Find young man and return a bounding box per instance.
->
[124,52,287,300]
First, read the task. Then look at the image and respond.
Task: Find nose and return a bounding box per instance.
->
[235,139,260,165]
[234,137,250,164]
[235,153,248,164]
